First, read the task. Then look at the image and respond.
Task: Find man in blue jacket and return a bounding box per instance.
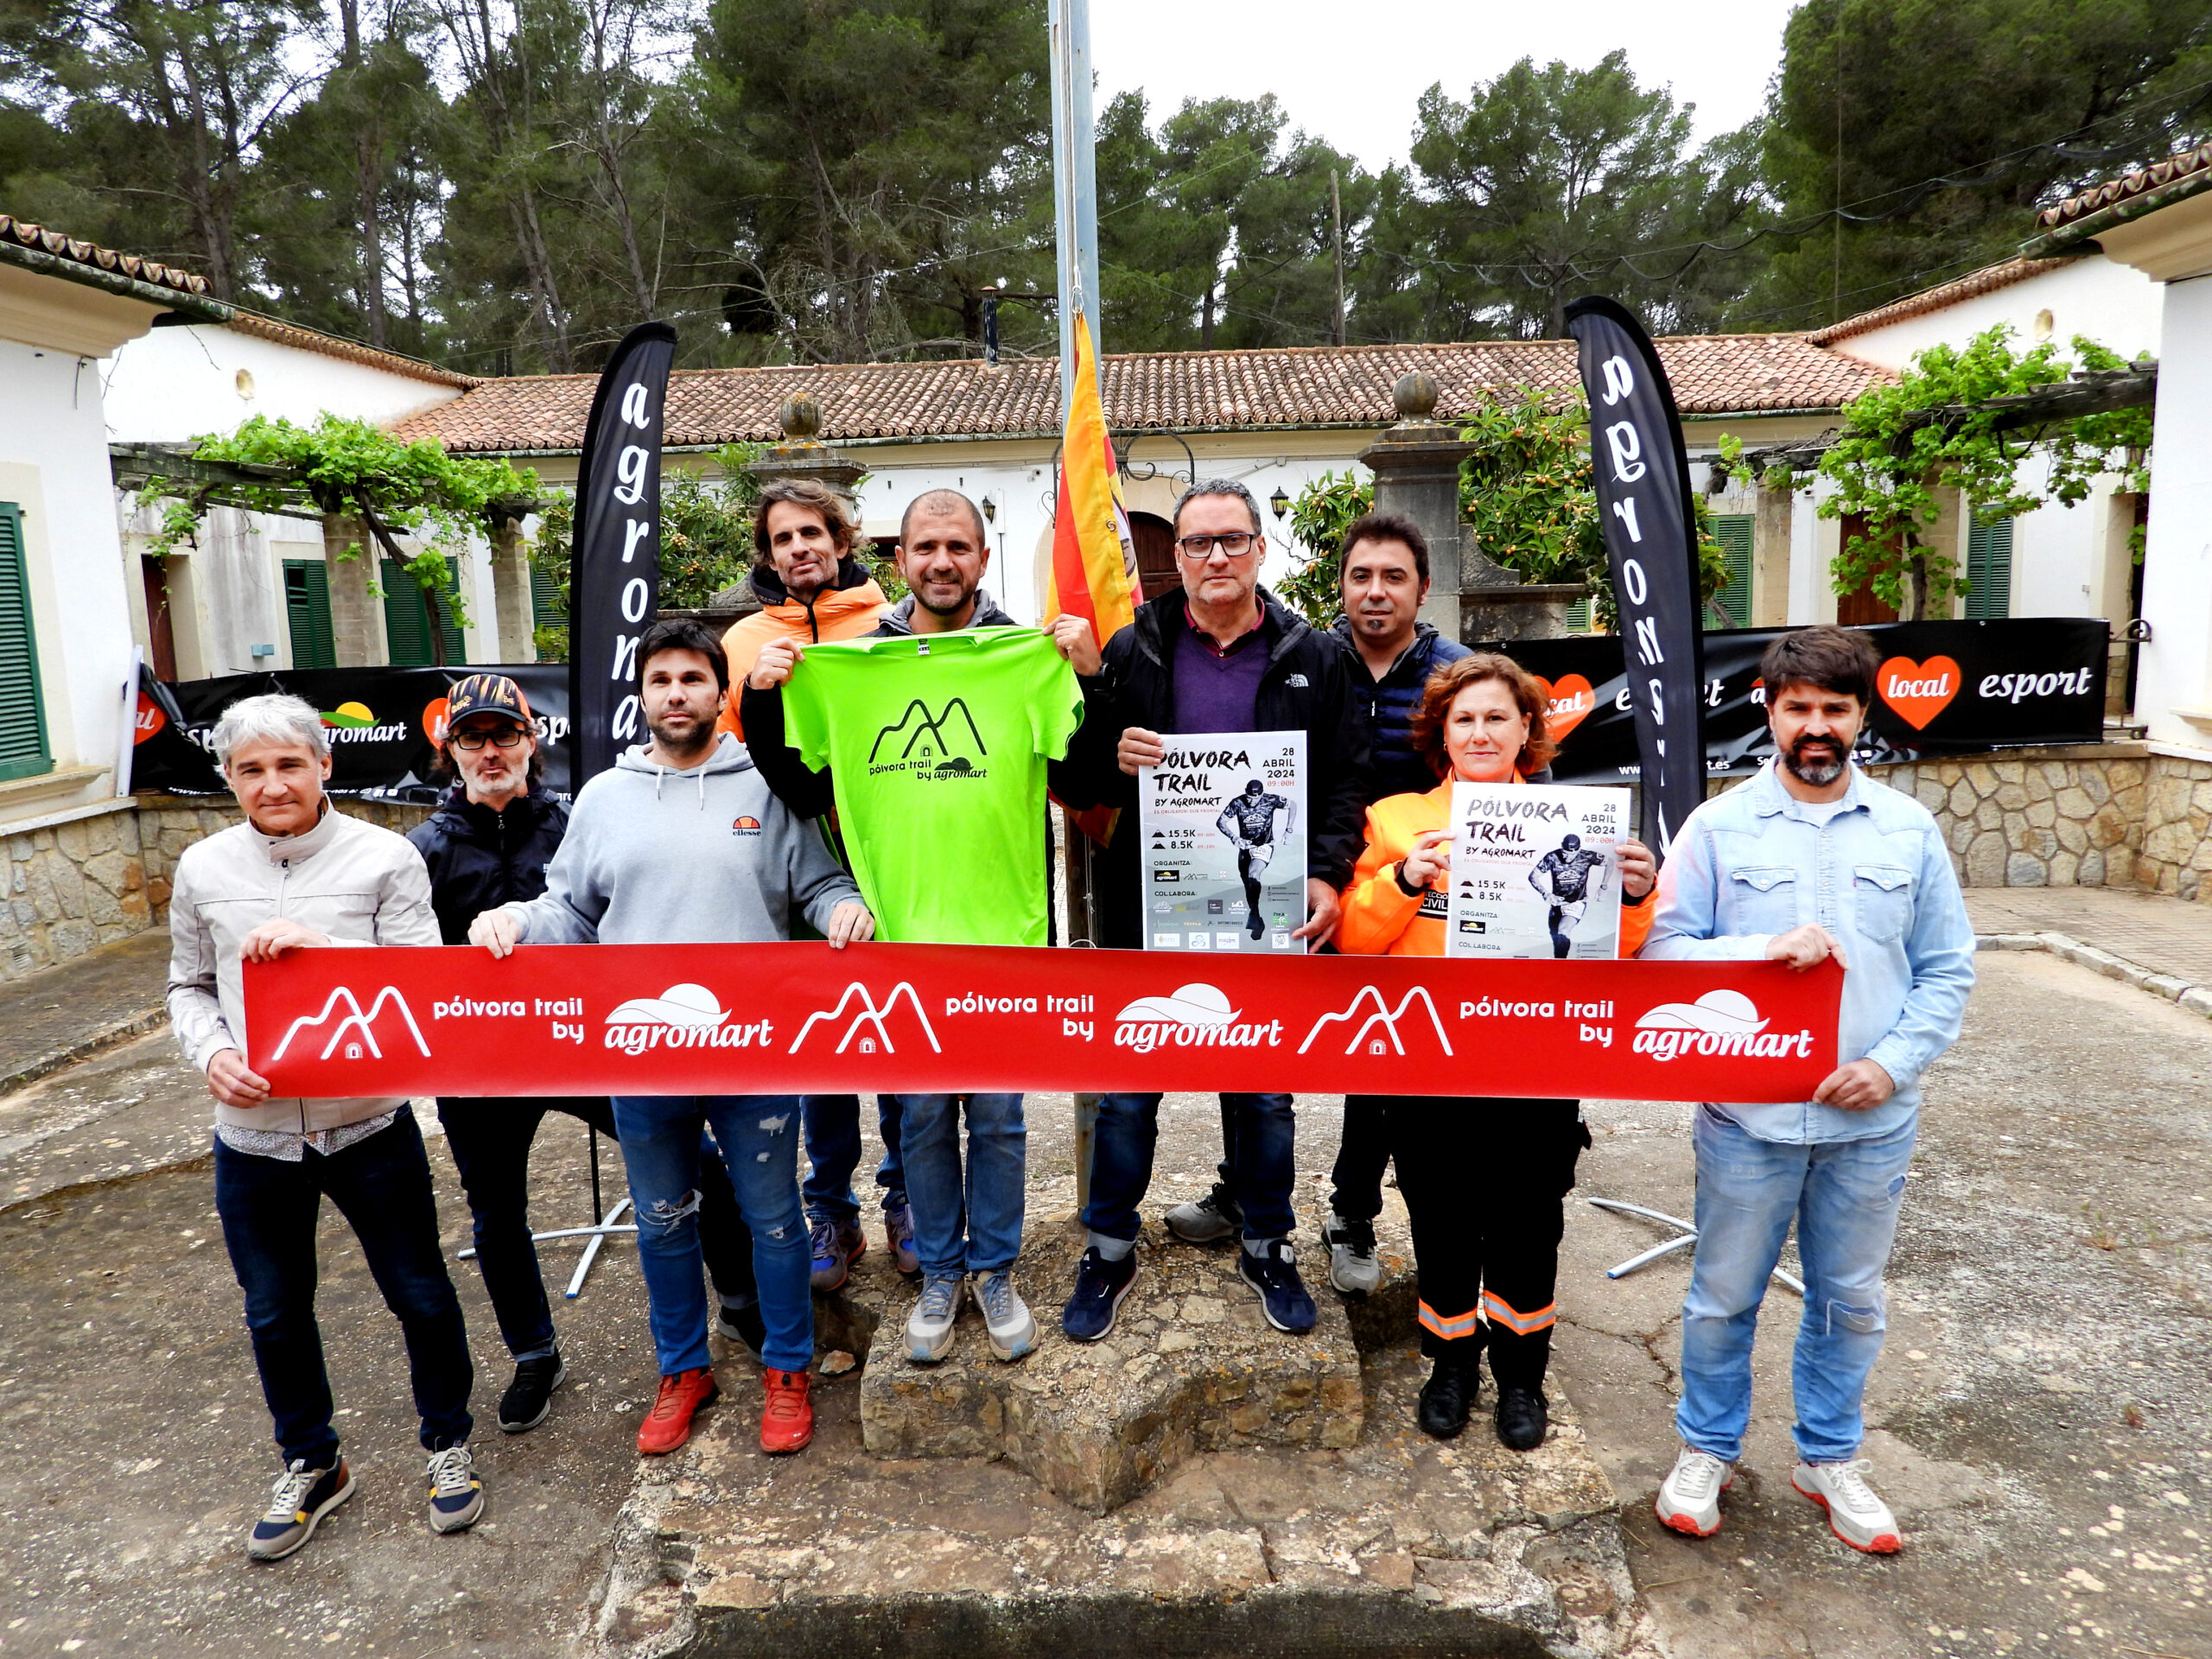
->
[409,674,760,1436]
[1643,626,1975,1556]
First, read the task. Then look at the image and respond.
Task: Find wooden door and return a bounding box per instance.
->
[141,555,179,682]
[1834,514,1898,626]
[1129,512,1179,601]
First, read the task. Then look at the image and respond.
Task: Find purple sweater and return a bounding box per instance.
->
[1169,609,1268,734]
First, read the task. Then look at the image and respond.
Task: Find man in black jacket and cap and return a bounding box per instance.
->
[409,674,760,1433]
[1054,480,1368,1344]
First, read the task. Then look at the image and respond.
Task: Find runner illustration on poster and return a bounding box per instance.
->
[1446,782,1632,959]
[1139,731,1306,954]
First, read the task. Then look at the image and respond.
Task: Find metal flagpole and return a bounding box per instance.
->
[1050,0,1105,1211]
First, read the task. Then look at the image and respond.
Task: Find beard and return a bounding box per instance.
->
[1781,732,1848,786]
[646,709,715,760]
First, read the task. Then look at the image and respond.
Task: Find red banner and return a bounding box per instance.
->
[245,943,1842,1103]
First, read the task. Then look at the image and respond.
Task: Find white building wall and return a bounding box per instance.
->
[1832,256,2165,372]
[2135,272,2212,748]
[0,335,138,822]
[101,322,465,442]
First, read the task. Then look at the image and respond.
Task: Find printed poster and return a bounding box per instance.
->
[1139,731,1306,954]
[1446,782,1632,960]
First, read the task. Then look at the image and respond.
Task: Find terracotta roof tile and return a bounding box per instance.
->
[0,213,211,298]
[392,335,1890,454]
[2036,140,2212,236]
[1806,255,2087,345]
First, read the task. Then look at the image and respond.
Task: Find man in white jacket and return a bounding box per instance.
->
[167,694,481,1563]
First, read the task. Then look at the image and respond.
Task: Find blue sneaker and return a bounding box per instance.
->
[1238,1238,1318,1333]
[1061,1246,1137,1343]
[425,1444,483,1534]
[246,1457,354,1561]
[810,1217,865,1292]
[881,1197,920,1276]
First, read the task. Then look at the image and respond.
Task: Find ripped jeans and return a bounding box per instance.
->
[613,1095,811,1376]
[1676,1105,1917,1465]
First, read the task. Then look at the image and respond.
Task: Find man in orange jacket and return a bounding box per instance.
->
[716,478,889,742]
[715,478,907,1291]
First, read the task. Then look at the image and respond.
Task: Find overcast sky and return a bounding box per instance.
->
[1089,1,1802,171]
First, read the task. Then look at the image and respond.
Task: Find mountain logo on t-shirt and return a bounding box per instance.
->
[868,697,990,781]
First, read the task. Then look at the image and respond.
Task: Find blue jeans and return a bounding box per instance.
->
[800,1095,906,1226]
[214,1109,474,1466]
[1084,1094,1296,1244]
[438,1096,756,1360]
[887,1094,1025,1277]
[1677,1106,1917,1465]
[612,1096,812,1375]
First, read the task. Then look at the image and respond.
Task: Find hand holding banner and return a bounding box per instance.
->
[247,941,1842,1104]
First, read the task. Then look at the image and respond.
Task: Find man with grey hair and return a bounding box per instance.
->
[168,693,483,1562]
[1054,479,1369,1344]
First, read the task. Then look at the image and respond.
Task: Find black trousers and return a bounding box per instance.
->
[1354,1092,1590,1391]
[438,1096,756,1360]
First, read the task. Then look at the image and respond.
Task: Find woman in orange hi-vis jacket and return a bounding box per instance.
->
[1338,652,1657,1451]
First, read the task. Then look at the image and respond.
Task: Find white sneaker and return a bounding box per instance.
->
[905,1274,962,1363]
[1320,1212,1382,1295]
[969,1268,1039,1362]
[1655,1445,1734,1537]
[1792,1458,1903,1554]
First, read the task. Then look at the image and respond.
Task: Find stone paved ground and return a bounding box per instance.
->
[1967,887,2212,984]
[0,928,171,1092]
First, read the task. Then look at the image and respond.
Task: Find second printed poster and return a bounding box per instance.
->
[1446,782,1633,959]
[1139,731,1307,954]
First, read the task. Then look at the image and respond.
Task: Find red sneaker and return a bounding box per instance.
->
[637,1368,719,1456]
[760,1367,813,1455]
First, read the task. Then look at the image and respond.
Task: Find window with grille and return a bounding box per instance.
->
[0,503,52,782]
[382,557,465,665]
[1965,516,2012,620]
[283,561,336,669]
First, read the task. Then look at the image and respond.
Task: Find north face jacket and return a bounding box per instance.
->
[406,782,570,945]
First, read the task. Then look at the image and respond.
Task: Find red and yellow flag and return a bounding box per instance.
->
[1046,311,1136,647]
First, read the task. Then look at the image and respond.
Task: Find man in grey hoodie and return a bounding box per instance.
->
[471,619,872,1459]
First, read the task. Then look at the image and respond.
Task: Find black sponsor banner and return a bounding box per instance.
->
[570,321,677,787]
[1565,296,1707,855]
[130,664,572,802]
[1498,618,2110,784]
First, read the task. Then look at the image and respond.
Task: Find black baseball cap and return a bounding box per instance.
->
[445,673,534,730]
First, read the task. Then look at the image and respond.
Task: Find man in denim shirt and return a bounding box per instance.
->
[1643,626,1975,1555]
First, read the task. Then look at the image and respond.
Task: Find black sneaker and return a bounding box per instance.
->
[498,1353,567,1433]
[1061,1246,1138,1342]
[1417,1359,1476,1440]
[715,1300,766,1363]
[246,1458,355,1562]
[1238,1238,1318,1333]
[1495,1386,1549,1452]
[1163,1184,1243,1243]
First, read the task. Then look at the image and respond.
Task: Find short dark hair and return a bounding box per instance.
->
[1338,511,1431,585]
[1173,478,1263,536]
[1409,652,1556,780]
[638,617,730,692]
[1759,626,1878,707]
[899,487,987,546]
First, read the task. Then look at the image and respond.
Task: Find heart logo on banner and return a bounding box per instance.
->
[1536,675,1598,742]
[1876,656,1961,730]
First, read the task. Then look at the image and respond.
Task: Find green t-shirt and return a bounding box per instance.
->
[782,626,1083,945]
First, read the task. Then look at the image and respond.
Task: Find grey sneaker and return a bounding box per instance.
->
[425,1444,483,1535]
[246,1458,354,1562]
[969,1268,1039,1362]
[1321,1212,1382,1295]
[906,1274,962,1363]
[1164,1183,1242,1243]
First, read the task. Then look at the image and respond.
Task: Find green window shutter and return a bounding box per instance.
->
[0,503,52,781]
[1713,513,1754,627]
[531,563,567,646]
[382,557,466,665]
[1966,515,2012,620]
[1565,594,1592,632]
[283,561,336,670]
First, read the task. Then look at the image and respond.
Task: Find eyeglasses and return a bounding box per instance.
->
[1175,531,1257,559]
[450,726,527,751]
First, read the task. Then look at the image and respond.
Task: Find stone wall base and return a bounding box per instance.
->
[1,795,435,984]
